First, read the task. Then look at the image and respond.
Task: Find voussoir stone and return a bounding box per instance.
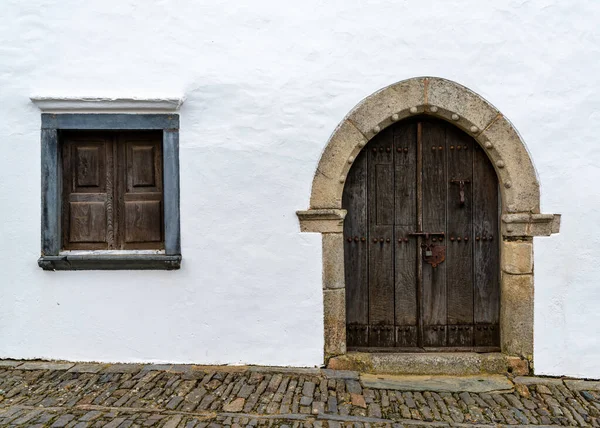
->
[347,78,425,137]
[427,77,498,132]
[310,120,366,209]
[481,115,540,214]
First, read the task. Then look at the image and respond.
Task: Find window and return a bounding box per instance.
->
[38,114,181,270]
[62,131,164,251]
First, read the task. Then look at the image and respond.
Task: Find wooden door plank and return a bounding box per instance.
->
[446,127,474,347]
[367,128,395,347]
[421,120,448,347]
[473,144,500,347]
[343,147,369,347]
[394,122,418,347]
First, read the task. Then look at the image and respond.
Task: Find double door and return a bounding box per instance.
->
[343,118,499,351]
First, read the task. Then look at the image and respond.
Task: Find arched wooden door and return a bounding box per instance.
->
[343,117,500,351]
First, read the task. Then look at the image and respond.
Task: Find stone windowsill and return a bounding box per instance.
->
[38,253,181,271]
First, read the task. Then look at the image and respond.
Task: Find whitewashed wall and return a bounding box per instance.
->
[0,0,598,378]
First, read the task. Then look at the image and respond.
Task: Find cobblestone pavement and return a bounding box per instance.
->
[1,361,600,427]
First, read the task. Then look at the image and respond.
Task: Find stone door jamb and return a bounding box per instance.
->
[297,77,560,367]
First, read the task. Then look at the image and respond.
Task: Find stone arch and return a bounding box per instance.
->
[298,77,560,374]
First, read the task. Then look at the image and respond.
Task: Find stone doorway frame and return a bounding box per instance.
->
[297,77,560,372]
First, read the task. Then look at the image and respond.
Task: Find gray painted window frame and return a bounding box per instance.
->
[38,114,181,270]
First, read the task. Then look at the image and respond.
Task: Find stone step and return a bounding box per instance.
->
[360,373,514,393]
[328,352,529,376]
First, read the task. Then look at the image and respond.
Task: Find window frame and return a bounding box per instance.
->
[38,114,181,270]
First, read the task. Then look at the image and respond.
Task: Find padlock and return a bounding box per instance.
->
[425,248,433,257]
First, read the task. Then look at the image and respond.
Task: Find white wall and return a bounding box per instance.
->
[0,0,598,377]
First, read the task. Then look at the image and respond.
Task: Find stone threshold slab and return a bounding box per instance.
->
[360,373,514,393]
[328,352,529,376]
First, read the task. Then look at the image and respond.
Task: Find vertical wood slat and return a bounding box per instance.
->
[164,130,181,255]
[473,144,500,347]
[367,128,395,347]
[446,127,474,347]
[343,148,368,347]
[421,120,447,347]
[394,122,418,347]
[41,129,60,255]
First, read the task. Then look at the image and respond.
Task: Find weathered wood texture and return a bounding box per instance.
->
[367,128,395,347]
[421,121,447,347]
[343,117,499,350]
[61,131,164,250]
[41,129,60,255]
[343,147,368,347]
[163,130,182,255]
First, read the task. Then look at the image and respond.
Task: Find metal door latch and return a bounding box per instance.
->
[450,179,471,206]
[422,243,446,268]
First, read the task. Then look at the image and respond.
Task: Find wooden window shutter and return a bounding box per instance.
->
[62,134,115,250]
[118,132,164,249]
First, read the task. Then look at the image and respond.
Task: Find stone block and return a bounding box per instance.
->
[323,289,346,358]
[328,352,520,376]
[320,368,359,380]
[297,209,346,233]
[0,360,23,367]
[347,78,425,137]
[564,379,600,391]
[513,376,564,386]
[501,274,534,358]
[68,363,106,373]
[360,373,513,393]
[427,77,498,132]
[480,116,540,214]
[18,361,74,371]
[310,120,367,209]
[322,233,344,289]
[502,240,533,274]
[506,357,530,376]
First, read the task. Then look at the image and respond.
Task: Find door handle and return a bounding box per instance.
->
[450,179,471,206]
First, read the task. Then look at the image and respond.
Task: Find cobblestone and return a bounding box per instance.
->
[1,362,600,426]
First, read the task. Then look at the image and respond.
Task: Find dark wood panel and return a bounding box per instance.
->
[343,148,368,347]
[69,202,107,243]
[124,201,162,243]
[367,129,395,347]
[125,138,162,193]
[75,146,102,187]
[421,120,447,347]
[446,126,474,342]
[394,122,418,345]
[118,133,164,250]
[62,135,113,250]
[130,146,157,187]
[473,144,500,347]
